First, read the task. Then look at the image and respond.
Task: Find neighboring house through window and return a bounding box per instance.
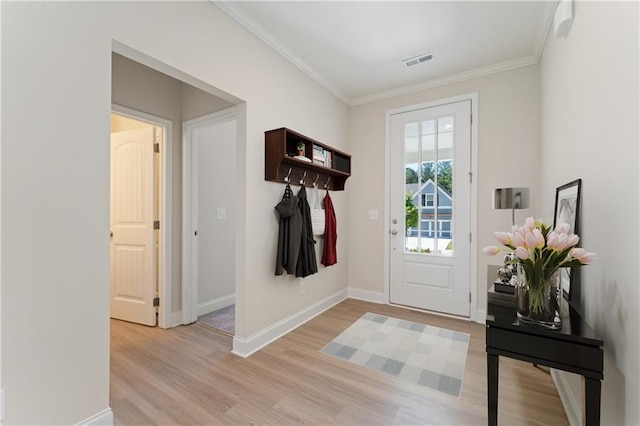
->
[408,179,453,239]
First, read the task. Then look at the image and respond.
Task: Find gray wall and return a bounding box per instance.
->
[1,2,348,422]
[196,118,237,310]
[539,2,639,424]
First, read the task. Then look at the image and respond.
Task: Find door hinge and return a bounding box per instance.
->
[470,113,473,124]
[469,172,473,183]
[154,220,160,230]
[469,292,472,303]
[469,232,472,243]
[154,143,160,153]
[153,297,160,307]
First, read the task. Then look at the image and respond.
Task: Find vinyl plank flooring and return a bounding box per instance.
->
[111,298,569,425]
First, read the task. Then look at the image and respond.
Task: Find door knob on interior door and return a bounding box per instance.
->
[390,229,398,235]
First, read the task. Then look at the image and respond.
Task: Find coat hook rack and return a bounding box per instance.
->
[265,128,351,191]
[300,171,307,185]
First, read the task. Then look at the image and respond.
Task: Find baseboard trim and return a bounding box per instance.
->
[476,309,487,324]
[347,287,386,304]
[198,294,235,317]
[76,408,113,426]
[170,310,184,328]
[551,369,582,426]
[232,289,348,358]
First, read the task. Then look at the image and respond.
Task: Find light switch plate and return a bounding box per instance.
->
[368,209,379,220]
[216,208,226,220]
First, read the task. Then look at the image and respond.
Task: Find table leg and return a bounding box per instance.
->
[585,377,601,426]
[487,353,499,426]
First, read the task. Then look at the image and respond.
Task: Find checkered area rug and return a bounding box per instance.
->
[320,312,469,397]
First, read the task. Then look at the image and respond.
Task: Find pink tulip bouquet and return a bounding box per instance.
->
[484,217,596,315]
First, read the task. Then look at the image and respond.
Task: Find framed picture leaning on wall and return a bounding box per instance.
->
[554,178,582,301]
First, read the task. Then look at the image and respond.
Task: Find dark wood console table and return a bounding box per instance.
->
[486,292,603,425]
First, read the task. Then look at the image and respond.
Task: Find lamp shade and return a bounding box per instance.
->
[493,187,530,210]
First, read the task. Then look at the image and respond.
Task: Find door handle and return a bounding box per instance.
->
[390,229,398,235]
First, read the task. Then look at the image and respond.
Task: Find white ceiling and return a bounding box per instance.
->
[216,1,556,106]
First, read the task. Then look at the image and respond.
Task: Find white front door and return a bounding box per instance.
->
[389,100,472,316]
[110,127,157,326]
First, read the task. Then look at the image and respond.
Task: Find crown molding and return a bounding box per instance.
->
[213,1,554,108]
[534,0,557,63]
[213,1,350,105]
[350,56,539,106]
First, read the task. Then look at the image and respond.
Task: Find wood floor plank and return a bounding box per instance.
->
[111,299,569,425]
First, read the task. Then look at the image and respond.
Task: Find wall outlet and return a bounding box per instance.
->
[300,281,306,295]
[216,208,226,220]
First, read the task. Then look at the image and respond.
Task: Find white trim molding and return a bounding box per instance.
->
[347,287,386,304]
[213,2,553,107]
[171,310,184,327]
[212,1,348,105]
[76,408,113,426]
[198,294,235,317]
[551,369,582,426]
[351,57,535,106]
[232,290,348,358]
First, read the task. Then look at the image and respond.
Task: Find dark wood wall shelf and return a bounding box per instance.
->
[265,127,351,191]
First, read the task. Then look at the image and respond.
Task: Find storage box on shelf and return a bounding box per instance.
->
[265,127,351,191]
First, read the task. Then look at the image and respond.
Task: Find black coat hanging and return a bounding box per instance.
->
[295,186,318,278]
[275,184,302,275]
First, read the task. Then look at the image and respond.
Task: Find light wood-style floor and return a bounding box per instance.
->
[111,299,569,425]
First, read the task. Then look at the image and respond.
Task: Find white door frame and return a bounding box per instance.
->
[111,104,173,329]
[384,93,479,322]
[182,106,238,324]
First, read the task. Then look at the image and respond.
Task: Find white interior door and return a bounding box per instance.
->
[389,100,471,316]
[110,127,157,326]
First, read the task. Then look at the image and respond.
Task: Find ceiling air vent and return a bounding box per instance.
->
[403,53,434,68]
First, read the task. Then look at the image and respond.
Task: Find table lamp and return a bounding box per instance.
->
[493,187,530,227]
[493,187,530,292]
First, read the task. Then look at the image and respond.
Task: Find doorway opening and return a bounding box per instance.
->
[183,108,238,336]
[110,109,172,328]
[109,41,247,360]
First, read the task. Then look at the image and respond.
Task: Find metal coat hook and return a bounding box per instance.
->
[325,177,331,189]
[300,171,307,185]
[284,168,292,182]
[313,174,320,187]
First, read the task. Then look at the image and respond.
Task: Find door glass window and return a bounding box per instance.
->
[404,116,454,256]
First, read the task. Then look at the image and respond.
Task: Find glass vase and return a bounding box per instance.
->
[515,263,562,329]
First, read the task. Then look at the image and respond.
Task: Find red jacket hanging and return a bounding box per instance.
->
[321,190,337,266]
